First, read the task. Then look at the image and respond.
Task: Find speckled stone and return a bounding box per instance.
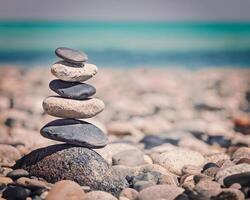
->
[41,119,108,148]
[43,96,104,119]
[51,61,97,82]
[14,144,128,196]
[55,47,88,63]
[156,149,206,175]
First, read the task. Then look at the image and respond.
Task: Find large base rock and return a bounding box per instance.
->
[14,144,128,196]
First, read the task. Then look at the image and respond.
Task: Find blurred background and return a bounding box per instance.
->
[0,0,249,151]
[1,0,250,68]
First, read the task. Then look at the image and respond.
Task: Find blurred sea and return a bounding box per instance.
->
[0,21,250,68]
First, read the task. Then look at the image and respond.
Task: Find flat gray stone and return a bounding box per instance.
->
[49,79,96,100]
[55,47,88,63]
[41,119,108,148]
[14,144,128,196]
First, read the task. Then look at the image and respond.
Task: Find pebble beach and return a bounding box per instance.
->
[0,60,250,199]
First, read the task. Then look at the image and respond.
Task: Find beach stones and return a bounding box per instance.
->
[43,96,104,118]
[55,47,88,63]
[51,61,97,82]
[41,119,108,148]
[49,79,96,100]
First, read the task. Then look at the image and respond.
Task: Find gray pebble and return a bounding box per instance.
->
[55,47,88,63]
[40,119,108,148]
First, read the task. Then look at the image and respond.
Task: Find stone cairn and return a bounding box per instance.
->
[41,47,108,148]
[15,47,128,196]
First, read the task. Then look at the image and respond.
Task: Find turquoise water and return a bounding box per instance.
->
[0,21,250,68]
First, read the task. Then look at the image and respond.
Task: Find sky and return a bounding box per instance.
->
[0,0,250,21]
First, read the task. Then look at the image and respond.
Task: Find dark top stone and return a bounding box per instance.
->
[202,162,219,172]
[40,119,108,148]
[224,172,250,187]
[49,79,96,100]
[2,186,31,200]
[14,144,128,196]
[55,47,88,63]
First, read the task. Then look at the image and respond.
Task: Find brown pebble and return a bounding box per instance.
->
[85,191,117,200]
[194,179,221,198]
[0,144,21,167]
[15,177,53,190]
[215,188,245,200]
[230,183,241,190]
[235,157,250,165]
[46,180,85,200]
[0,177,13,185]
[119,188,138,200]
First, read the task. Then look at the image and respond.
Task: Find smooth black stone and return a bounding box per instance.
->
[40,119,108,148]
[140,135,178,149]
[14,144,129,196]
[2,186,31,200]
[202,162,219,172]
[224,172,250,187]
[55,47,88,63]
[206,136,231,148]
[49,79,96,100]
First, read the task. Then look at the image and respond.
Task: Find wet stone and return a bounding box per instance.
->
[55,47,88,63]
[40,119,108,148]
[49,79,96,100]
[14,144,128,196]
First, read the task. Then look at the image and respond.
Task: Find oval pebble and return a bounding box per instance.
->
[41,119,108,148]
[49,79,96,100]
[51,61,97,82]
[43,96,104,119]
[55,47,88,63]
[46,180,85,200]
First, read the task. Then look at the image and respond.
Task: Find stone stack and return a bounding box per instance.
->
[14,48,128,196]
[41,47,108,148]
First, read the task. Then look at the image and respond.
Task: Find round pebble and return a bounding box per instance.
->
[0,144,21,167]
[55,47,88,63]
[41,119,108,148]
[7,169,29,180]
[157,149,206,175]
[43,96,104,118]
[51,61,97,82]
[137,185,184,200]
[49,79,96,100]
[46,180,85,200]
[15,177,53,190]
[112,149,145,166]
[85,191,117,200]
